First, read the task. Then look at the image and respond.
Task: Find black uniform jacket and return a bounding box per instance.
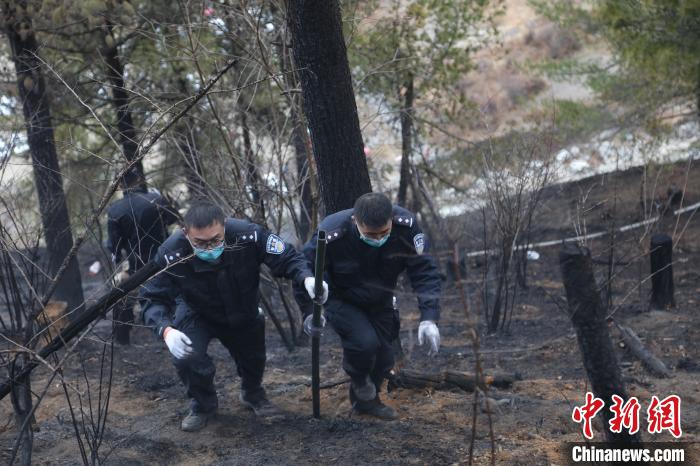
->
[297,206,441,322]
[140,218,312,336]
[107,189,178,273]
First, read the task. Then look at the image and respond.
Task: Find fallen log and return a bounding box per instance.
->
[615,323,671,378]
[387,369,519,392]
[445,370,518,390]
[389,369,449,390]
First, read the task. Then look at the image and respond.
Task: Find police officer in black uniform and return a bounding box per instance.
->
[106,169,179,343]
[140,199,328,432]
[296,192,441,420]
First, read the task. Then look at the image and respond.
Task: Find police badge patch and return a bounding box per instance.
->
[413,233,425,255]
[266,234,286,254]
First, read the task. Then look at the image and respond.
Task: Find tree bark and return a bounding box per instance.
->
[173,67,206,198]
[397,75,414,207]
[649,233,674,310]
[291,121,313,241]
[559,243,640,444]
[241,112,265,223]
[175,119,206,198]
[6,15,85,314]
[102,27,147,189]
[10,355,33,466]
[287,0,371,214]
[273,1,317,241]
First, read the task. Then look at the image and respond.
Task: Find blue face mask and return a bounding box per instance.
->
[360,233,389,248]
[193,244,224,262]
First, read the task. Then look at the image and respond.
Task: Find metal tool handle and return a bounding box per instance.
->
[311,230,327,418]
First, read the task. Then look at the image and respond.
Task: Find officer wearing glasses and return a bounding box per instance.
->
[140,199,328,431]
[295,192,441,420]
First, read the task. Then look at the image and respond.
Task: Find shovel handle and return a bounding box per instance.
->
[311,230,327,418]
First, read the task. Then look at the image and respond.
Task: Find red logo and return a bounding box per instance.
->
[609,395,641,435]
[572,392,682,439]
[572,392,605,439]
[647,395,682,438]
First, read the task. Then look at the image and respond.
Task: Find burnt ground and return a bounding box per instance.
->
[1,160,699,465]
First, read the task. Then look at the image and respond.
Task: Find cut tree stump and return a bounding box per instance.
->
[650,234,675,310]
[559,243,641,444]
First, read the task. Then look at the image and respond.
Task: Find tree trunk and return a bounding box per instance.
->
[291,121,313,241]
[174,68,206,198]
[649,234,675,310]
[102,27,147,189]
[10,355,33,466]
[7,17,85,314]
[241,112,265,223]
[397,75,414,207]
[175,118,206,198]
[287,0,371,214]
[488,250,511,334]
[274,1,317,241]
[559,243,640,444]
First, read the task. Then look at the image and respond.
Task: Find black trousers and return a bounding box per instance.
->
[113,293,136,344]
[325,298,399,391]
[172,304,266,413]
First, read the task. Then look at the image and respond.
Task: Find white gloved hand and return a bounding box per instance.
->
[163,327,193,359]
[418,320,440,355]
[304,277,329,304]
[114,270,130,285]
[88,260,101,276]
[303,313,326,338]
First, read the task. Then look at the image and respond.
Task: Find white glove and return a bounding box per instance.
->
[303,314,326,337]
[304,277,328,304]
[114,270,130,285]
[418,321,440,355]
[88,260,101,275]
[163,327,193,359]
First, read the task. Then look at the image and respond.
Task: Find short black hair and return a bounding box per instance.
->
[353,192,393,228]
[184,199,225,229]
[121,167,145,191]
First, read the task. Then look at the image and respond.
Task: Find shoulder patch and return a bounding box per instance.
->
[265,234,286,254]
[324,228,345,243]
[413,233,425,255]
[393,214,414,228]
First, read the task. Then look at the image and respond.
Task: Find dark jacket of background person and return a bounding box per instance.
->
[107,189,179,273]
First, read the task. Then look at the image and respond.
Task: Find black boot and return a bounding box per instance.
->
[239,388,281,417]
[350,374,376,401]
[350,387,398,420]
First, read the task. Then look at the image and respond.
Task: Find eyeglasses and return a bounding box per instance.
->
[187,236,224,250]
